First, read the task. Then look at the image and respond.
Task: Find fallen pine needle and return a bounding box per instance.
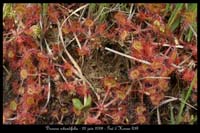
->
[139,76,171,80]
[105,47,151,65]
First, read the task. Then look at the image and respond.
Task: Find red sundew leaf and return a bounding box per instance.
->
[37,52,49,70]
[85,116,102,124]
[16,36,24,44]
[190,45,197,59]
[182,69,195,82]
[116,89,126,100]
[27,84,42,95]
[157,80,169,92]
[20,69,28,80]
[52,45,61,55]
[114,12,127,26]
[70,21,84,33]
[135,105,146,115]
[77,45,90,56]
[63,61,73,70]
[167,49,177,65]
[84,18,94,27]
[15,112,36,124]
[17,87,25,96]
[15,4,40,28]
[77,34,86,42]
[131,40,143,53]
[65,69,73,77]
[20,94,36,112]
[57,82,76,93]
[22,36,39,49]
[48,4,60,24]
[131,50,144,61]
[7,49,15,59]
[129,69,140,80]
[56,82,65,92]
[90,38,102,49]
[136,12,150,21]
[62,24,71,35]
[151,57,165,70]
[47,64,57,77]
[64,82,76,92]
[179,41,197,57]
[12,81,22,95]
[143,43,154,58]
[112,109,126,124]
[150,92,164,106]
[9,100,18,111]
[60,107,69,114]
[137,64,149,74]
[3,18,16,31]
[160,66,175,77]
[63,62,75,77]
[136,114,147,124]
[120,30,128,41]
[76,85,90,97]
[96,23,107,35]
[105,31,116,39]
[102,76,118,89]
[24,4,41,28]
[37,51,49,59]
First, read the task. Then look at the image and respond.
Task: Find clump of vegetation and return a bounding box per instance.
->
[3,3,197,125]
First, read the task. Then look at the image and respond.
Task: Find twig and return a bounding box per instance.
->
[38,70,41,88]
[151,96,197,113]
[165,96,197,111]
[58,21,83,75]
[139,76,171,80]
[157,108,161,125]
[73,33,82,48]
[57,20,99,99]
[188,24,197,38]
[58,4,86,22]
[171,63,182,69]
[57,67,68,82]
[65,37,76,47]
[39,6,43,51]
[43,76,51,109]
[3,65,10,74]
[151,97,177,113]
[118,83,133,105]
[6,116,18,121]
[44,39,53,56]
[79,6,87,22]
[178,54,192,66]
[61,4,89,28]
[128,4,135,20]
[105,47,151,65]
[152,42,184,49]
